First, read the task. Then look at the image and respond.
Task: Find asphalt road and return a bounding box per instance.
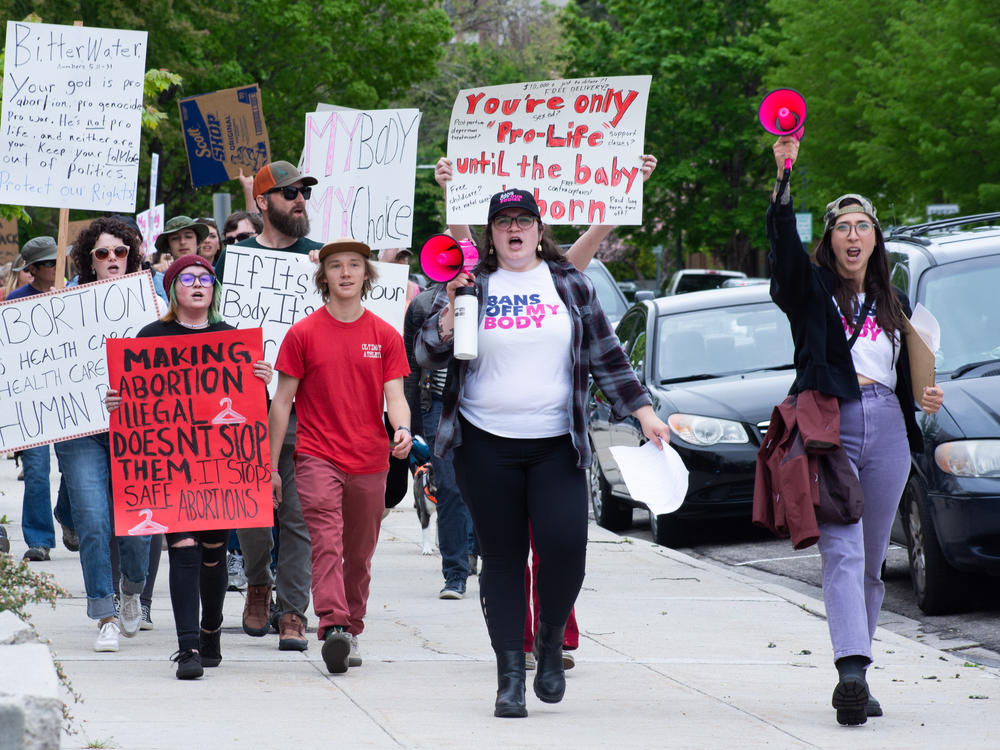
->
[611,510,1000,669]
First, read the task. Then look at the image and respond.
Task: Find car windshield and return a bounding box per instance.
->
[917,254,1000,374]
[675,274,741,294]
[584,264,629,320]
[654,301,795,382]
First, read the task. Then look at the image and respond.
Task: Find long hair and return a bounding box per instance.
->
[476,217,567,274]
[72,217,142,283]
[813,198,906,337]
[160,277,224,324]
[314,257,379,302]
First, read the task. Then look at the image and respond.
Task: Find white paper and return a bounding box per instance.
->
[608,440,689,516]
[910,303,941,353]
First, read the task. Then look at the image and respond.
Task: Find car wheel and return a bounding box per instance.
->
[649,510,686,548]
[903,475,969,615]
[589,450,632,531]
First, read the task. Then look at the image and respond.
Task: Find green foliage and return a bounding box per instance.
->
[0,552,68,624]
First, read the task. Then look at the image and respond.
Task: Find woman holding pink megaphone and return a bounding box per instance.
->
[766,134,943,726]
[415,184,670,719]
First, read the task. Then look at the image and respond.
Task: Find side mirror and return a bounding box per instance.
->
[635,290,655,302]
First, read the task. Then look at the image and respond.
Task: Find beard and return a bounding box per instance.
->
[265,199,310,238]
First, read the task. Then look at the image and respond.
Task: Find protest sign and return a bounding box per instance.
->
[446,75,651,225]
[136,204,165,256]
[219,246,408,394]
[107,328,273,535]
[0,21,147,212]
[178,84,270,188]
[0,219,18,266]
[301,108,421,250]
[0,271,161,452]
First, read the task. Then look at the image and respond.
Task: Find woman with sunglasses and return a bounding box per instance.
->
[106,254,273,678]
[768,136,943,725]
[416,189,670,718]
[195,218,223,265]
[54,218,153,653]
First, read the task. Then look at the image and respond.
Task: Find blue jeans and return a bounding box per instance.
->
[20,445,56,549]
[55,434,151,620]
[423,396,472,585]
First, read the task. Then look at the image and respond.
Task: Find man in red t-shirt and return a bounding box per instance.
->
[270,237,411,675]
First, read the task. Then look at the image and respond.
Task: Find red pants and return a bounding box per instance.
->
[294,453,387,638]
[523,533,579,652]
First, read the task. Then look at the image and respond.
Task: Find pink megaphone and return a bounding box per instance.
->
[419,234,479,283]
[758,88,807,171]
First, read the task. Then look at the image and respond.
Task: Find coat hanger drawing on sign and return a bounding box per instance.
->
[212,397,246,425]
[128,509,169,536]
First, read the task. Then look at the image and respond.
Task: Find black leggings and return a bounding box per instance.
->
[452,417,588,652]
[166,529,229,652]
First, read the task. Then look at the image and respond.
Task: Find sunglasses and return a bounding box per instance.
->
[225,231,256,245]
[493,214,536,230]
[266,185,312,201]
[35,259,58,268]
[92,245,130,261]
[177,272,215,287]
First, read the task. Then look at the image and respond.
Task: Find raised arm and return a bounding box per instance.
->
[435,157,474,243]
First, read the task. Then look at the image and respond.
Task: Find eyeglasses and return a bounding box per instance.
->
[833,221,874,236]
[493,214,536,230]
[92,245,130,261]
[225,231,256,245]
[177,272,215,287]
[267,185,312,201]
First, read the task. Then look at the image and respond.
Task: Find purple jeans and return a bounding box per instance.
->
[818,384,910,662]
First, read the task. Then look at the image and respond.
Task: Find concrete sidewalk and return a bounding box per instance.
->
[2,450,998,749]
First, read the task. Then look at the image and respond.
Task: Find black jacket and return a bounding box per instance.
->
[766,196,923,453]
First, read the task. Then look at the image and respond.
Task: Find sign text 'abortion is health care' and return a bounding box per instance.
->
[446,75,650,225]
[0,21,147,211]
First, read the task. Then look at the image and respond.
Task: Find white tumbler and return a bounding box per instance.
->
[453,286,478,360]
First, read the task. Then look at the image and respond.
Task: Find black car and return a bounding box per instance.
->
[588,285,795,546]
[885,213,1000,614]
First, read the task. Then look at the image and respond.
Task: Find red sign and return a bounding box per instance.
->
[106,328,272,534]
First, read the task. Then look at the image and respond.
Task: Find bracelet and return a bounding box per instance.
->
[396,426,411,435]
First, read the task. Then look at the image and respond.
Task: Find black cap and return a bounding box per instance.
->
[487,189,541,222]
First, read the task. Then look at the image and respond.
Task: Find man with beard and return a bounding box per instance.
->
[215,160,320,653]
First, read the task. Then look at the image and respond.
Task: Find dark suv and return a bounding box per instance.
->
[885,213,1000,614]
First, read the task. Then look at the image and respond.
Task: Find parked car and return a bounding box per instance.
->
[721,277,769,288]
[583,258,630,328]
[588,286,796,546]
[884,212,1000,614]
[660,268,747,296]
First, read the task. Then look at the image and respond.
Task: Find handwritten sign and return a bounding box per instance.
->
[107,328,272,534]
[446,75,651,225]
[219,246,408,393]
[0,271,160,452]
[301,108,421,249]
[0,218,18,266]
[178,84,270,188]
[135,204,165,257]
[0,21,147,212]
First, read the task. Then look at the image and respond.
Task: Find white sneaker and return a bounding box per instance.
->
[348,633,362,667]
[94,621,120,652]
[119,588,142,638]
[227,552,247,591]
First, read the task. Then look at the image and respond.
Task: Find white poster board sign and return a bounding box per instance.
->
[446,75,651,226]
[219,247,409,394]
[0,21,148,212]
[301,108,421,250]
[0,272,161,452]
[136,203,165,257]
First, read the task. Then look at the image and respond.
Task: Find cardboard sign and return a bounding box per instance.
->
[107,328,273,534]
[0,218,18,266]
[0,271,161,452]
[446,75,651,225]
[301,108,421,249]
[178,84,270,188]
[0,21,147,212]
[135,204,165,257]
[219,246,409,394]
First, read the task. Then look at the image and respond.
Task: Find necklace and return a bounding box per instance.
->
[177,319,210,330]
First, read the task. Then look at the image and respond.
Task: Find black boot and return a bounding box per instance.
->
[832,655,870,726]
[495,650,527,718]
[863,667,883,717]
[533,622,566,704]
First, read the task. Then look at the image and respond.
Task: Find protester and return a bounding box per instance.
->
[54,218,153,652]
[767,135,944,725]
[270,238,411,674]
[222,210,263,247]
[154,216,208,265]
[1,258,32,301]
[195,217,222,265]
[106,254,273,678]
[415,188,669,718]
[216,160,321,652]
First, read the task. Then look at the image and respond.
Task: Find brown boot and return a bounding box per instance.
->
[242,585,272,637]
[278,612,308,652]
